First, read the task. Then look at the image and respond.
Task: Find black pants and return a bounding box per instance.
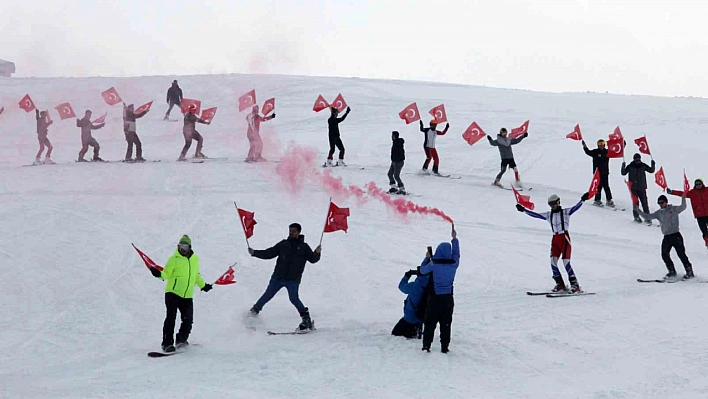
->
[166,100,181,117]
[594,172,613,201]
[661,233,692,273]
[697,216,708,239]
[125,131,142,159]
[495,158,517,181]
[422,294,454,350]
[388,161,404,187]
[162,292,194,346]
[392,318,421,339]
[180,130,204,158]
[328,135,345,160]
[632,187,650,219]
[79,137,100,160]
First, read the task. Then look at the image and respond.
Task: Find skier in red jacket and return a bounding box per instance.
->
[245,105,275,162]
[667,178,708,248]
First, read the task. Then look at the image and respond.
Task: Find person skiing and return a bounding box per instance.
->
[164,80,183,120]
[388,131,406,194]
[325,106,351,166]
[178,105,210,161]
[621,153,656,224]
[392,268,429,339]
[34,109,54,165]
[516,192,590,293]
[76,110,106,162]
[245,105,276,162]
[638,194,694,280]
[667,178,708,249]
[417,225,459,353]
[122,103,149,162]
[488,128,528,188]
[248,223,322,331]
[418,119,449,175]
[149,235,213,353]
[582,139,614,207]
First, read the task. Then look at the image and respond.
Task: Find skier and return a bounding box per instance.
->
[149,235,213,353]
[516,192,590,293]
[418,119,449,175]
[667,178,708,249]
[638,194,694,280]
[582,139,614,207]
[34,109,54,165]
[417,225,459,353]
[488,128,528,188]
[388,131,406,194]
[76,110,106,162]
[122,103,149,162]
[621,153,656,224]
[164,80,183,120]
[325,106,351,166]
[392,269,428,339]
[245,104,276,162]
[178,104,210,161]
[248,223,322,331]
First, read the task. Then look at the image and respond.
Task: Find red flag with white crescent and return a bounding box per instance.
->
[606,137,625,159]
[200,107,218,123]
[101,87,122,106]
[134,101,153,115]
[509,120,529,139]
[55,102,76,120]
[655,167,667,190]
[313,94,330,113]
[131,243,164,271]
[428,104,448,123]
[634,136,651,155]
[181,99,201,115]
[237,207,257,239]
[332,93,348,113]
[587,169,601,198]
[262,98,275,116]
[462,121,486,146]
[398,102,421,125]
[566,124,583,141]
[19,94,36,113]
[512,186,535,210]
[610,126,623,141]
[214,264,237,285]
[238,90,257,112]
[92,112,107,125]
[324,201,350,233]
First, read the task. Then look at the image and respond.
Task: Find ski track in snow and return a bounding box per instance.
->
[1,74,708,398]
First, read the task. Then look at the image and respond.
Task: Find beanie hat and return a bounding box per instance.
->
[179,235,191,246]
[633,153,641,159]
[657,195,668,203]
[695,178,704,185]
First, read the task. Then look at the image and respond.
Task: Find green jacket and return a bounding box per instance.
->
[160,250,206,298]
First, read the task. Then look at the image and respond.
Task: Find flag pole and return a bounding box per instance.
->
[646,135,653,162]
[233,201,250,248]
[319,197,332,246]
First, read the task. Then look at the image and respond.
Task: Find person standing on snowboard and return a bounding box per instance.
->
[638,194,695,280]
[516,192,590,293]
[245,104,275,162]
[248,223,322,332]
[178,104,210,161]
[149,235,213,353]
[488,127,527,188]
[122,103,149,162]
[419,119,449,175]
[582,139,614,207]
[325,106,351,166]
[621,153,656,224]
[164,80,183,120]
[76,110,106,162]
[667,178,708,249]
[34,109,54,165]
[388,131,406,194]
[392,268,429,339]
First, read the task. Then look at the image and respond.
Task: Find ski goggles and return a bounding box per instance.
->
[178,243,191,251]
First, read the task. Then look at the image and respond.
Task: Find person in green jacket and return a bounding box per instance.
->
[150,235,212,352]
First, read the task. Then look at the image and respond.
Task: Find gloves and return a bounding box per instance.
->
[581,192,589,201]
[346,106,351,112]
[150,267,162,278]
[523,132,529,138]
[202,284,213,292]
[404,270,414,278]
[271,113,276,118]
[666,188,672,194]
[487,135,493,141]
[516,204,525,212]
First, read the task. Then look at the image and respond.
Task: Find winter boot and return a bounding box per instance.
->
[421,346,431,353]
[663,270,678,281]
[569,276,581,293]
[634,217,643,223]
[606,200,615,208]
[492,179,502,187]
[178,155,187,162]
[593,200,604,207]
[432,165,440,175]
[162,344,176,353]
[249,305,260,316]
[77,157,89,163]
[194,152,206,159]
[297,308,314,331]
[388,184,398,194]
[44,157,55,165]
[175,341,189,349]
[683,265,695,280]
[552,275,567,292]
[93,156,105,162]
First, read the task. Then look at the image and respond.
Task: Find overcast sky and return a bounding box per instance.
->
[2,0,706,97]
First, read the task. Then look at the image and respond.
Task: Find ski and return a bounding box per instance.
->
[546,291,595,298]
[147,351,179,357]
[267,330,314,336]
[527,291,562,296]
[592,203,626,212]
[121,160,161,164]
[636,278,693,283]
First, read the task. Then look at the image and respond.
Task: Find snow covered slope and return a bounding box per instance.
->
[1,74,707,399]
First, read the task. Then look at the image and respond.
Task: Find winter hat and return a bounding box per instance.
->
[633,153,641,160]
[179,235,191,246]
[657,195,668,203]
[695,178,704,185]
[548,194,560,205]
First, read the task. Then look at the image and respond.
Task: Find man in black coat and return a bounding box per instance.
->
[621,153,656,223]
[582,139,614,207]
[388,131,406,194]
[164,80,183,120]
[248,223,322,331]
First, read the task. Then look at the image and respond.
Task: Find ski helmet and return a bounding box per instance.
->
[547,194,560,205]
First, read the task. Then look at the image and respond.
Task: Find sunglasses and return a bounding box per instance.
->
[178,243,190,251]
[658,201,667,205]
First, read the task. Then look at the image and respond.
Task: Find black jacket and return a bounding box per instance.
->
[252,235,320,283]
[391,137,405,162]
[327,109,350,137]
[167,85,183,104]
[621,160,656,190]
[583,145,610,175]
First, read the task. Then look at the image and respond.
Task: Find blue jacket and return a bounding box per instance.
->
[419,238,460,295]
[398,274,429,324]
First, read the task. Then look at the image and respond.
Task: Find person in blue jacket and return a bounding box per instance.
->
[418,225,459,353]
[392,269,429,339]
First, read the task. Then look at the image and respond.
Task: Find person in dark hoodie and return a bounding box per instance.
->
[621,153,656,224]
[34,109,54,165]
[418,225,459,353]
[388,131,406,194]
[76,110,106,162]
[164,80,183,120]
[122,102,149,162]
[325,106,351,167]
[178,105,210,161]
[392,269,429,339]
[582,139,614,207]
[248,223,322,331]
[488,127,528,188]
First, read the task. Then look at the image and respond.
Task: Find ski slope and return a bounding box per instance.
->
[1,74,707,399]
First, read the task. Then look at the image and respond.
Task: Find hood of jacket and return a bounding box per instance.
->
[433,242,453,262]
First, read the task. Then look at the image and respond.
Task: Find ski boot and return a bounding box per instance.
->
[513,180,524,189]
[44,157,55,165]
[93,156,105,162]
[633,217,643,224]
[492,179,503,188]
[324,159,334,167]
[124,157,134,163]
[645,219,653,226]
[194,152,207,159]
[77,157,89,163]
[297,308,314,331]
[593,200,604,207]
[162,344,176,353]
[388,184,398,194]
[569,277,581,293]
[249,305,260,316]
[606,200,615,208]
[336,160,346,167]
[663,270,678,281]
[421,346,431,353]
[552,275,567,292]
[683,265,695,280]
[175,341,189,349]
[178,155,187,162]
[32,158,43,166]
[397,186,406,195]
[135,157,146,162]
[420,168,430,175]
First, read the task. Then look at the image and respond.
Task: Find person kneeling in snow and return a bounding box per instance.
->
[392,269,429,339]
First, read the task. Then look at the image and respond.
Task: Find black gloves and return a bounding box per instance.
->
[271,113,276,118]
[150,267,162,278]
[666,188,672,194]
[346,107,351,112]
[404,269,418,278]
[581,192,589,201]
[523,132,529,138]
[487,135,493,141]
[516,204,525,212]
[202,284,213,292]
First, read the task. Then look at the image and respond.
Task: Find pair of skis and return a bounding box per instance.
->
[526,290,595,298]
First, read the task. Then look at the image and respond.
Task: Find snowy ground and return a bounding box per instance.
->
[1,74,708,399]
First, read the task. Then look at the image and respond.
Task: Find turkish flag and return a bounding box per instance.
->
[101,87,122,106]
[398,102,421,125]
[19,94,36,113]
[134,101,153,115]
[429,104,448,123]
[462,121,487,146]
[262,98,275,116]
[626,180,639,205]
[509,120,530,139]
[214,264,237,285]
[131,243,164,271]
[566,124,583,141]
[512,186,535,210]
[238,90,257,112]
[606,137,625,159]
[237,207,257,239]
[634,136,651,155]
[331,93,348,113]
[313,94,330,113]
[55,102,76,120]
[684,170,691,192]
[610,126,623,141]
[92,112,107,125]
[655,167,667,190]
[324,201,350,233]
[181,98,201,115]
[200,107,218,123]
[588,169,601,198]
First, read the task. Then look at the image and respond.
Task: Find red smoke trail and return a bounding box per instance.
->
[365,182,454,224]
[321,170,367,204]
[275,144,319,195]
